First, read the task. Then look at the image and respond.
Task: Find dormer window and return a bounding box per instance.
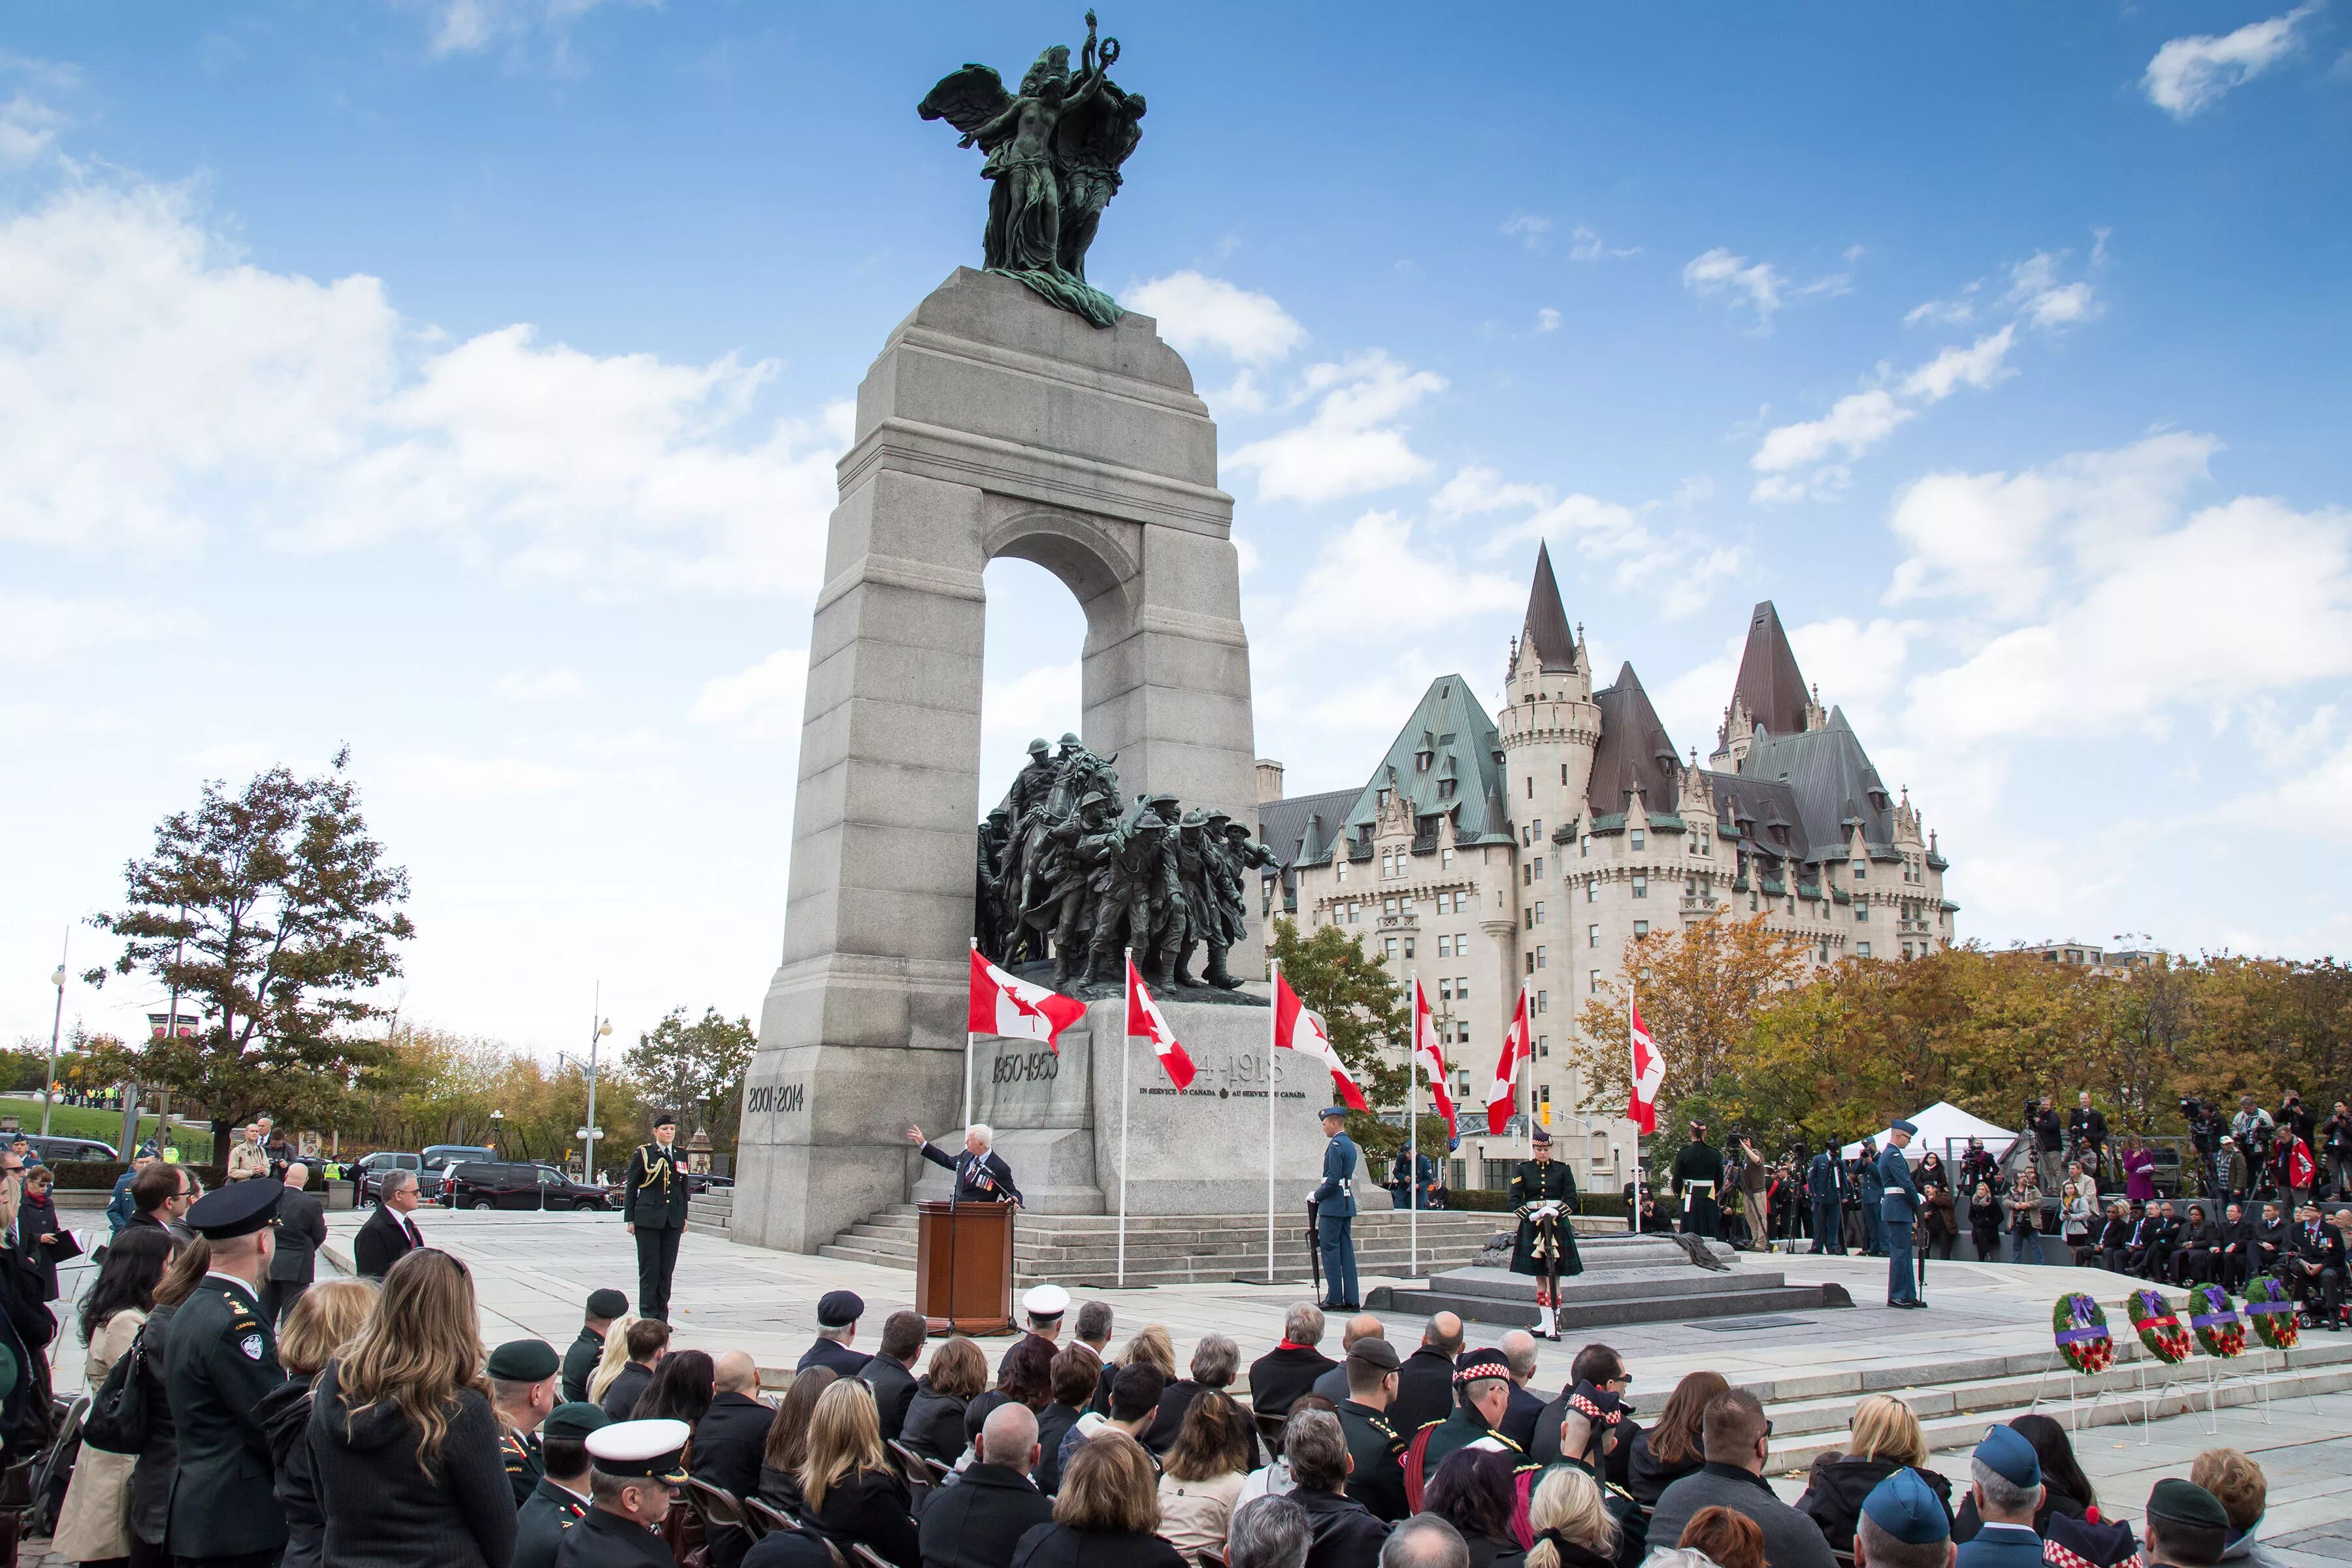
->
[1853,860,1867,880]
[1630,829,1646,851]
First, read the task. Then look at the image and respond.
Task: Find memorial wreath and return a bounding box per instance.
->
[2185,1284,2245,1358]
[2242,1275,2299,1350]
[2127,1287,2193,1364]
[2052,1292,2115,1374]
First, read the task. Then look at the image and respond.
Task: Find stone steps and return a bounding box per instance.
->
[687,1189,734,1236]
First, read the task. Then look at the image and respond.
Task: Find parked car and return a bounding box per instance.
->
[18,1134,118,1164]
[443,1160,611,1212]
[684,1171,734,1195]
[417,1145,497,1201]
[355,1150,423,1204]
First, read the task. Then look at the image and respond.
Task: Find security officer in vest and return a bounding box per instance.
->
[1311,1105,1361,1312]
[1807,1143,1848,1255]
[1880,1119,1925,1309]
[515,1401,609,1568]
[165,1177,291,1568]
[623,1113,691,1322]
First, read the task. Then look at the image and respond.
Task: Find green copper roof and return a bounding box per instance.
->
[1331,675,1514,853]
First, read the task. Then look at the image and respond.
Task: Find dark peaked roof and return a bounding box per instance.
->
[1520,542,1577,670]
[1258,787,1357,871]
[1587,662,1681,816]
[1705,707,1896,864]
[1725,600,1811,743]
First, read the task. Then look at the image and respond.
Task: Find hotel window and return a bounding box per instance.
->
[1586,881,1597,903]
[1853,860,1867,879]
[1535,945,1547,969]
[1858,941,1872,959]
[1559,763,1569,785]
[1532,857,1544,879]
[1403,937,1415,959]
[1380,853,1391,877]
[1535,990,1548,1013]
[1457,979,1471,1000]
[1631,876,1647,899]
[1383,938,1397,960]
[1523,864,1533,887]
[1441,848,1454,869]
[1384,898,1397,917]
[1436,935,1452,958]
[1439,979,1454,1001]
[1581,835,1591,858]
[1347,902,1360,923]
[1634,921,1650,939]
[1336,861,1347,883]
[1588,923,1600,948]
[1533,901,1545,926]
[1526,777,1534,798]
[1401,896,1414,917]
[1537,1034,1549,1058]
[1630,830,1645,851]
[1857,906,1869,923]
[1588,972,1599,994]
[1531,819,1543,840]
[1524,909,1533,932]
[1526,953,1535,975]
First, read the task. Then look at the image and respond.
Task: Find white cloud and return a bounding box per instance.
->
[0,91,63,165]
[0,179,843,597]
[2144,5,2318,118]
[981,660,1081,742]
[384,751,586,800]
[495,668,587,703]
[1281,512,1522,638]
[1904,285,1980,328]
[1535,307,1561,334]
[1569,227,1641,263]
[0,590,205,667]
[403,0,651,59]
[1125,271,1305,367]
[1436,466,1744,619]
[1499,214,1552,251]
[1999,251,2102,331]
[1900,325,2017,402]
[1226,351,1446,504]
[1682,247,1852,334]
[1752,389,1914,476]
[689,648,809,742]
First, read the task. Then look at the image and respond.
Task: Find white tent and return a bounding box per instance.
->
[1840,1100,2016,1163]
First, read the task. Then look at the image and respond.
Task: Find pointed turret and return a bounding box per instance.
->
[1518,542,1578,673]
[1722,600,1812,747]
[1588,662,1681,815]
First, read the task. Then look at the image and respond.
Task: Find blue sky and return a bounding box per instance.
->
[3,1,2347,1059]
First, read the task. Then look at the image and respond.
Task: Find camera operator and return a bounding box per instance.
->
[2227,1096,2276,1200]
[2323,1101,2352,1201]
[2026,1096,2065,1195]
[2066,1091,2108,1181]
[2183,1098,2225,1200]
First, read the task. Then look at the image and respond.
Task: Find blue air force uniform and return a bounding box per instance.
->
[1313,1109,1361,1311]
[1807,1149,1848,1254]
[1879,1124,1925,1307]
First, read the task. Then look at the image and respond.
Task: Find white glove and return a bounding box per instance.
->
[1306,1190,1321,1204]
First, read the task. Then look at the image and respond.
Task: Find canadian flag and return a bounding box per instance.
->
[1124,960,1198,1090]
[968,947,1087,1049]
[1486,988,1533,1135]
[1627,996,1664,1135]
[1409,979,1458,1139]
[1273,972,1368,1112]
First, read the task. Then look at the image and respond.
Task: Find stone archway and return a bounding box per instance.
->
[731,269,1260,1254]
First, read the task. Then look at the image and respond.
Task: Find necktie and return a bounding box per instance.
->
[405,1218,422,1247]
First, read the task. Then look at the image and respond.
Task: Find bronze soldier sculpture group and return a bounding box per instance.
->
[974,733,1279,994]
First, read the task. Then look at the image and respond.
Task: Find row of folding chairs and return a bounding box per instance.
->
[681,1477,896,1568]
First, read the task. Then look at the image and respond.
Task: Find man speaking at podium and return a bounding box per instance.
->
[907,1123,1024,1207]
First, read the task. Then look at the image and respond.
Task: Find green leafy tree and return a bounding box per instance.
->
[1265,918,1446,1159]
[624,1007,757,1145]
[83,749,413,1160]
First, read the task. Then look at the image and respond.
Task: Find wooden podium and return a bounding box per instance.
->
[915,1199,1015,1335]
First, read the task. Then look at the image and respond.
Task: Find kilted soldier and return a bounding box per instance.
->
[1509,1128,1583,1339]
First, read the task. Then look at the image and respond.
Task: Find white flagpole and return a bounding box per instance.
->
[1267,958,1279,1281]
[1409,972,1419,1281]
[964,937,979,1130]
[1120,948,1132,1289]
[1628,981,1640,1235]
[1523,985,1535,1160]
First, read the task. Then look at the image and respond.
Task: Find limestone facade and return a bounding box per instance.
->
[1256,545,1957,1190]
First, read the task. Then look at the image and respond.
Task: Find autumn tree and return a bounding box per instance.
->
[625,1007,757,1143]
[84,749,413,1160]
[1567,913,1810,1135]
[1265,918,1448,1158]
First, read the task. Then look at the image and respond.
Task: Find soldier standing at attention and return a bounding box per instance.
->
[1880,1119,1925,1310]
[1673,1120,1724,1239]
[165,1178,291,1568]
[1509,1128,1582,1339]
[1312,1106,1361,1312]
[623,1114,691,1323]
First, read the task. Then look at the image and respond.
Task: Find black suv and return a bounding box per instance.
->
[443,1160,612,1212]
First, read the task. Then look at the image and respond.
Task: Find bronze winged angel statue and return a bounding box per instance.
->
[919,10,1147,327]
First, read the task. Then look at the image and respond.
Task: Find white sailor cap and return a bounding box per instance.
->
[1022,1283,1070,1320]
[585,1418,691,1483]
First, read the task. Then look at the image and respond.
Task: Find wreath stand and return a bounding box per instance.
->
[2029,1352,2145,1435]
[2138,1354,2208,1443]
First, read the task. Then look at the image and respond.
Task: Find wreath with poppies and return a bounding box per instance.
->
[2185,1284,2246,1358]
[2129,1287,2193,1364]
[2051,1292,2114,1374]
[2243,1275,2300,1350]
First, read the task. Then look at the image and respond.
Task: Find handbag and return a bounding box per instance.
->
[79,1325,152,1456]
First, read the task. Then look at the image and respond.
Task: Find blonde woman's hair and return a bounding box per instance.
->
[1120,1324,1176,1382]
[924,1335,988,1401]
[799,1377,885,1516]
[1053,1429,1160,1534]
[278,1278,379,1376]
[1526,1463,1616,1568]
[1848,1394,1928,1469]
[588,1313,641,1402]
[331,1249,488,1470]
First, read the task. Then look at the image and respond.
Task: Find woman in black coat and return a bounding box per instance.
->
[308,1250,515,1568]
[1968,1183,2004,1261]
[798,1380,919,1568]
[2170,1205,2223,1285]
[260,1279,378,1568]
[1793,1396,1952,1554]
[1011,1431,1186,1568]
[900,1336,987,1467]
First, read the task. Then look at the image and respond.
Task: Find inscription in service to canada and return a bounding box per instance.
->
[743,1081,807,1116]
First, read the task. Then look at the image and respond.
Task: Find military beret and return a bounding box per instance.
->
[186,1177,282,1240]
[652,1111,677,1128]
[586,1418,691,1484]
[2148,1479,2230,1532]
[1345,1338,1400,1372]
[586,1288,630,1318]
[1531,1127,1553,1145]
[544,1402,612,1441]
[1974,1424,2040,1488]
[1863,1468,1951,1546]
[1452,1348,1511,1384]
[487,1338,561,1382]
[817,1290,864,1328]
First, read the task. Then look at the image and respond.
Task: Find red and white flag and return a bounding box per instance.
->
[968,947,1087,1049]
[1124,960,1198,1090]
[1273,972,1369,1112]
[1410,979,1458,1139]
[1486,987,1533,1135]
[1627,996,1663,1135]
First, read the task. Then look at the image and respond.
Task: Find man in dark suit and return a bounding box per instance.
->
[355,1168,425,1279]
[916,1403,1054,1568]
[694,1352,774,1568]
[858,1310,926,1443]
[263,1161,327,1324]
[622,1112,692,1323]
[906,1122,1024,1205]
[1388,1311,1463,1437]
[599,1317,670,1421]
[563,1288,629,1405]
[165,1179,290,1567]
[797,1290,873,1376]
[1496,1330,1548,1448]
[1247,1303,1339,1421]
[1807,1145,1847,1254]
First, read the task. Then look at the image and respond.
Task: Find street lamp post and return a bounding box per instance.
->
[578,988,613,1181]
[43,930,68,1139]
[489,1108,506,1158]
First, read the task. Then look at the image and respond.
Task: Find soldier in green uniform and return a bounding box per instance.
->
[563,1288,630,1405]
[1403,1348,1527,1505]
[514,1401,609,1568]
[1509,1128,1584,1341]
[1334,1338,1410,1521]
[492,1337,562,1505]
[623,1113,691,1322]
[557,1417,692,1568]
[165,1177,290,1568]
